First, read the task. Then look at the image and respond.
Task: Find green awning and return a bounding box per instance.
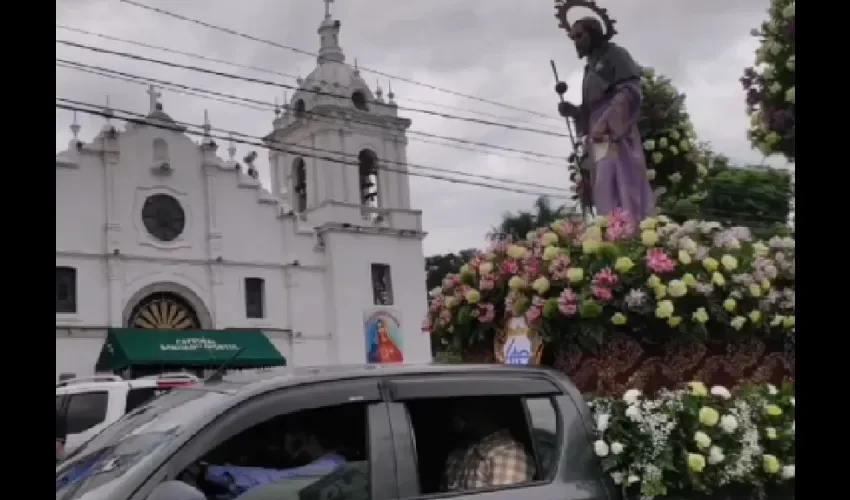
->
[95,328,286,372]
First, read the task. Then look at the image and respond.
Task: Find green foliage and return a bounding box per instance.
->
[487,196,576,242]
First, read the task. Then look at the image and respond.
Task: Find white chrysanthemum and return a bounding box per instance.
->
[711,386,732,400]
[623,389,642,404]
[594,440,610,457]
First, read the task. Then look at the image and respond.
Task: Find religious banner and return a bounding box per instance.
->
[364,308,404,364]
[494,316,544,365]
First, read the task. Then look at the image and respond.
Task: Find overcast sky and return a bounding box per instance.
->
[56,0,778,256]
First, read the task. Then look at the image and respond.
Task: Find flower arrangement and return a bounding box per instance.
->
[425,211,795,353]
[588,382,795,499]
[741,0,795,161]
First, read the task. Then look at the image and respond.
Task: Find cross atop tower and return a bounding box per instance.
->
[147,85,162,113]
[323,0,334,19]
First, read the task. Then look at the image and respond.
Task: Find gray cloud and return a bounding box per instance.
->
[56,0,775,256]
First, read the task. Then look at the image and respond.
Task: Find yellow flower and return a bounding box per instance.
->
[542,246,560,261]
[667,316,682,327]
[639,217,657,230]
[646,168,656,180]
[582,238,601,254]
[696,164,708,176]
[508,276,527,291]
[641,230,659,246]
[765,427,778,440]
[702,257,719,272]
[647,275,662,288]
[659,137,669,148]
[614,257,635,273]
[770,315,784,327]
[465,289,481,304]
[765,404,783,417]
[655,300,675,319]
[748,283,762,297]
[444,296,458,309]
[692,307,709,324]
[761,278,771,291]
[687,453,706,473]
[752,241,769,256]
[585,226,603,240]
[594,215,609,227]
[654,284,667,299]
[459,264,473,276]
[668,280,687,298]
[720,254,738,271]
[652,151,664,164]
[478,262,494,275]
[688,381,708,397]
[611,312,628,325]
[763,455,781,474]
[694,431,711,449]
[698,407,720,427]
[783,316,795,329]
[682,273,697,287]
[532,277,550,294]
[507,245,528,260]
[731,316,746,330]
[541,231,559,246]
[723,298,736,312]
[711,272,725,287]
[748,310,761,323]
[678,249,692,265]
[566,267,584,283]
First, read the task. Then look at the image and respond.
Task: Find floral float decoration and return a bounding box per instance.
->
[425,210,795,357]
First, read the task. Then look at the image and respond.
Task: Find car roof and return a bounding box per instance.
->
[200,362,569,400]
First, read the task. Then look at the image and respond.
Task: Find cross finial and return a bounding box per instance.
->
[146,85,162,113]
[323,0,334,19]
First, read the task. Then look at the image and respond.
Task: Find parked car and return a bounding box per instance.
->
[56,364,617,500]
[56,373,199,458]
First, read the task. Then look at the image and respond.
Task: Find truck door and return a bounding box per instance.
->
[382,371,612,500]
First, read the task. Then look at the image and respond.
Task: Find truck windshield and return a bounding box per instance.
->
[56,388,230,500]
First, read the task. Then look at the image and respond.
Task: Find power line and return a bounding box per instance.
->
[56,99,571,199]
[55,24,564,131]
[117,0,555,120]
[56,59,568,165]
[57,39,569,139]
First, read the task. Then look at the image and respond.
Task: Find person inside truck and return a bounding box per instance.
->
[442,398,536,491]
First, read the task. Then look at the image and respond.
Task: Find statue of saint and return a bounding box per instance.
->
[557,16,654,222]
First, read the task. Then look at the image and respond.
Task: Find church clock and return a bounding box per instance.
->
[142,194,185,242]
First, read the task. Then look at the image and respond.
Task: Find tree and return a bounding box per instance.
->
[699,164,793,237]
[567,68,712,215]
[425,249,477,293]
[487,196,576,242]
[741,0,795,161]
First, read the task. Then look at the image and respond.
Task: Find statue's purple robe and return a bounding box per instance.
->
[578,42,654,222]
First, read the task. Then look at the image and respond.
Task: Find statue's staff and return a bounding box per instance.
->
[549,60,580,157]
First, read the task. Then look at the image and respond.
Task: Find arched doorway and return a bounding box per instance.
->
[127,291,201,330]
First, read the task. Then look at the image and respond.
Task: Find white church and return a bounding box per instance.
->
[55,7,430,378]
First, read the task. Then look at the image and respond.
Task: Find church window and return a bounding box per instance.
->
[245,277,266,319]
[152,138,169,162]
[351,90,369,111]
[358,149,379,207]
[56,266,77,313]
[294,99,306,118]
[371,263,393,305]
[292,158,307,212]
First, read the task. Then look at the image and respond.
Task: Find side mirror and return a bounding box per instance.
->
[146,481,206,500]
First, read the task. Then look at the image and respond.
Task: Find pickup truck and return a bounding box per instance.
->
[55,364,617,500]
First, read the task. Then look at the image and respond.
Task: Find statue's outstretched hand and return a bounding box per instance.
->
[558,102,579,118]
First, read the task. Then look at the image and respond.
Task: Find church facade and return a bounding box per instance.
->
[55,9,429,378]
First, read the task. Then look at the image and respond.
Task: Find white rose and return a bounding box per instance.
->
[789,396,795,406]
[719,414,739,433]
[710,385,731,400]
[611,442,625,455]
[625,405,640,421]
[595,413,610,432]
[428,287,443,298]
[767,384,778,395]
[708,445,725,465]
[610,472,623,485]
[622,389,642,404]
[781,465,795,479]
[627,475,640,485]
[594,440,610,457]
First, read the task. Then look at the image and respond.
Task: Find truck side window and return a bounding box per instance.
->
[524,396,559,479]
[66,391,108,434]
[405,395,556,495]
